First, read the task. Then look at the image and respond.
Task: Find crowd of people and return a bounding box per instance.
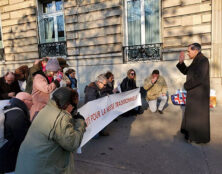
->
[0,42,210,174]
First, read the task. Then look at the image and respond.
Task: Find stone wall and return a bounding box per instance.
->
[162,0,212,60]
[0,0,38,73]
[0,0,39,62]
[64,0,123,66]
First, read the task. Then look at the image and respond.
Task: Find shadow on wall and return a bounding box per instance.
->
[1,5,37,75]
[1,64,17,76]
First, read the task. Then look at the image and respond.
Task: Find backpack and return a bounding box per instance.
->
[0,107,23,148]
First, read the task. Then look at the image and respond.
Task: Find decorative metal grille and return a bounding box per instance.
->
[38,41,67,58]
[123,43,162,62]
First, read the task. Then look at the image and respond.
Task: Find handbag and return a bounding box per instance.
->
[171,90,187,106]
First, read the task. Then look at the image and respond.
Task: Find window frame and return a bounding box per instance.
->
[124,0,162,46]
[123,0,162,62]
[37,0,66,44]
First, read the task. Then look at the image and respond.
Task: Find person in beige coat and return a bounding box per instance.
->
[15,87,86,174]
[144,69,168,114]
[30,59,62,121]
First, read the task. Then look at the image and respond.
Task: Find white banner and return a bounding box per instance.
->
[78,88,141,149]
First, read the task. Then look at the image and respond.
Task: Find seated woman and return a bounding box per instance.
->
[120,69,137,92]
[120,69,143,115]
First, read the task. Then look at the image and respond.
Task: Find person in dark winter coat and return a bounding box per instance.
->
[0,92,32,173]
[84,74,109,136]
[120,69,144,116]
[177,43,210,144]
[120,69,137,92]
[84,74,107,104]
[0,72,21,100]
[101,71,114,95]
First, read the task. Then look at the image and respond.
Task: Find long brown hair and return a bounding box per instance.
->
[127,69,136,80]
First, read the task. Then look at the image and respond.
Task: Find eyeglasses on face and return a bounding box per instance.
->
[130,72,135,76]
[100,81,106,86]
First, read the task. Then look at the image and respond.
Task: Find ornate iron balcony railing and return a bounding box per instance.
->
[38,41,67,58]
[123,43,162,62]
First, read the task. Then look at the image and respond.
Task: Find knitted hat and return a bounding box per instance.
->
[46,58,61,72]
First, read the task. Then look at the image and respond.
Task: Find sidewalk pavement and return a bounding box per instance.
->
[74,104,222,174]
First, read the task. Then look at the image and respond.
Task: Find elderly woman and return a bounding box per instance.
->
[30,58,63,121]
[15,87,86,174]
[120,69,137,92]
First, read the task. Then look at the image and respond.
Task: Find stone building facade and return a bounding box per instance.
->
[0,0,221,103]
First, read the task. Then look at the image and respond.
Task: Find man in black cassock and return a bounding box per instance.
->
[176,43,210,144]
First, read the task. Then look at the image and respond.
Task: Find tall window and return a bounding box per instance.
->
[38,0,65,43]
[125,0,161,45]
[37,0,66,57]
[124,0,161,61]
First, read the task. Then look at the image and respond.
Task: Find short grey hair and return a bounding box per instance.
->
[96,74,107,83]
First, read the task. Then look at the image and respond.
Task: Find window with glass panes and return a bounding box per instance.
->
[123,0,161,61]
[38,0,65,43]
[125,0,161,46]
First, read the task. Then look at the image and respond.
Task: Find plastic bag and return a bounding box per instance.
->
[210,89,216,108]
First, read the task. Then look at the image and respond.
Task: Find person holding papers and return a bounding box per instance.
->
[84,74,109,136]
[84,74,108,104]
